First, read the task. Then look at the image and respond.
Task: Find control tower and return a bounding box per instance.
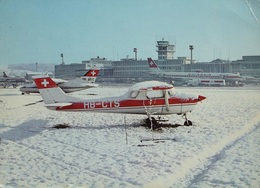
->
[156,38,175,60]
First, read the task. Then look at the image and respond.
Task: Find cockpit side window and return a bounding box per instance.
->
[146,90,164,99]
[130,91,140,98]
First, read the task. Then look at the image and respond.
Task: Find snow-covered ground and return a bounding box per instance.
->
[0,85,260,188]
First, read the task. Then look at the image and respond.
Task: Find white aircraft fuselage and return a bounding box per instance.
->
[147,58,244,82]
[33,76,206,117]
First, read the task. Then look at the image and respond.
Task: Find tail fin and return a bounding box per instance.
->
[147,58,162,75]
[3,72,8,78]
[147,58,159,68]
[81,68,100,82]
[33,76,76,105]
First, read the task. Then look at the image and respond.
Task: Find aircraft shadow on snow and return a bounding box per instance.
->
[50,123,142,130]
[0,119,48,142]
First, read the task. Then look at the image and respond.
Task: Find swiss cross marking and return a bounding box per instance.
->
[41,79,49,87]
[91,71,96,76]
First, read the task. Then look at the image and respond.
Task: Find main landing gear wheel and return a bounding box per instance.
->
[183,113,192,126]
[145,117,159,130]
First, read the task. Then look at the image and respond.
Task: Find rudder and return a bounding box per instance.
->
[33,76,72,104]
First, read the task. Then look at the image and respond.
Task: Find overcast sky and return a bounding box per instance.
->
[0,0,260,65]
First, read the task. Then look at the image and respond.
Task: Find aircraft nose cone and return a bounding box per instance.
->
[198,95,206,101]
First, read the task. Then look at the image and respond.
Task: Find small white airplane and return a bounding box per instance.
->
[33,75,206,127]
[20,68,99,94]
[147,58,244,83]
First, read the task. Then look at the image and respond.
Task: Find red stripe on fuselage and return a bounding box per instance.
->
[56,97,199,111]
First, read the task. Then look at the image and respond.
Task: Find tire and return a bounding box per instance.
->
[145,118,151,128]
[145,117,158,129]
[184,120,192,126]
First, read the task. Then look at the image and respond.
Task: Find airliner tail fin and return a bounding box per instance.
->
[81,68,100,83]
[147,58,162,75]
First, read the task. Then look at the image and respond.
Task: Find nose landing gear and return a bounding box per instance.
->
[183,113,192,126]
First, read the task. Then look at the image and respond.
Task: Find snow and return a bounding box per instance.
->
[0,85,260,187]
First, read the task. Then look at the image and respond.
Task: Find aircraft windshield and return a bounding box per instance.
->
[168,88,176,97]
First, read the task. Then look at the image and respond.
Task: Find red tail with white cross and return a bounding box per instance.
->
[80,68,100,83]
[34,77,58,89]
[84,69,100,77]
[33,76,75,105]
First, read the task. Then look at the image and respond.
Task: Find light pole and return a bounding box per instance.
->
[61,53,64,64]
[189,45,193,64]
[133,48,137,60]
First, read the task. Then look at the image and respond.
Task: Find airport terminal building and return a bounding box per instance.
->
[55,39,260,81]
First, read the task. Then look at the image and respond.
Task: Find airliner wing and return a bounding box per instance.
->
[80,83,99,87]
[52,78,68,84]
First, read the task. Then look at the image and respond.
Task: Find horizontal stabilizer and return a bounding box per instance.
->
[44,103,72,107]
